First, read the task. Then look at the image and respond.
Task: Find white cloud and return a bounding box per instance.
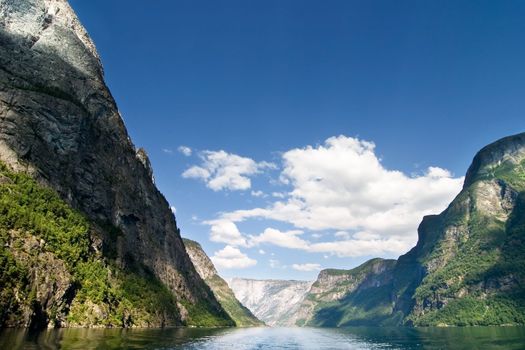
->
[292,263,321,272]
[243,227,410,258]
[183,166,210,179]
[251,190,266,197]
[249,228,308,250]
[182,150,275,191]
[162,148,174,154]
[211,245,257,269]
[307,237,410,258]
[178,146,192,156]
[269,259,284,269]
[258,249,266,255]
[204,135,463,257]
[207,219,248,247]
[272,192,286,198]
[334,231,351,240]
[170,206,177,214]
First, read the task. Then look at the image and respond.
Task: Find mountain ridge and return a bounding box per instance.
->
[290,132,525,327]
[227,277,312,326]
[183,238,263,327]
[0,0,232,328]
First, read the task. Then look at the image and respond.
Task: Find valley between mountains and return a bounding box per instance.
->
[0,0,524,330]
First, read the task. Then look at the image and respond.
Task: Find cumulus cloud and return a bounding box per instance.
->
[182,150,275,191]
[178,146,192,156]
[162,148,174,154]
[207,219,248,247]
[211,245,257,269]
[308,237,409,257]
[204,135,464,257]
[292,263,322,272]
[249,228,308,250]
[170,206,177,214]
[251,190,266,197]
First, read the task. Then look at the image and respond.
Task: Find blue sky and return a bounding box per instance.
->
[70,0,525,280]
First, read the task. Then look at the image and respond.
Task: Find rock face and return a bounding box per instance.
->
[300,132,525,327]
[399,132,525,326]
[293,258,397,327]
[183,239,263,327]
[0,0,232,328]
[227,278,312,326]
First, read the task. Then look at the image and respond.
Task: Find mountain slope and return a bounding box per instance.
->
[302,132,525,327]
[183,239,263,327]
[0,0,232,328]
[403,132,525,326]
[295,258,397,327]
[227,278,312,326]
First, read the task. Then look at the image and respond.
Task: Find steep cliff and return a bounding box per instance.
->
[0,0,232,328]
[294,258,396,327]
[302,132,525,327]
[402,132,525,326]
[227,278,312,326]
[183,239,263,327]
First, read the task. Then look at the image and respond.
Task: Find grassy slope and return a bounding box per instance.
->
[0,163,232,328]
[306,156,525,327]
[303,259,397,327]
[408,159,525,326]
[183,239,263,327]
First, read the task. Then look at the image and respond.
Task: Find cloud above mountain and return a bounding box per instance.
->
[186,135,464,258]
[211,245,257,269]
[182,150,275,191]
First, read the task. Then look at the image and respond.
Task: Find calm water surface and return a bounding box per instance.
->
[1,326,524,350]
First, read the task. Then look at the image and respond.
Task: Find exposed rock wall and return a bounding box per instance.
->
[0,0,230,327]
[183,239,263,326]
[301,132,525,327]
[227,278,312,326]
[293,258,396,327]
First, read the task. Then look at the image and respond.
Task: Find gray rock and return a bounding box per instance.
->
[0,0,226,326]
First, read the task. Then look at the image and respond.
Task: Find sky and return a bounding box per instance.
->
[69,0,525,280]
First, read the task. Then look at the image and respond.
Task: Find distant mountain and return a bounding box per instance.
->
[183,239,263,327]
[0,0,232,328]
[295,133,525,327]
[227,278,312,326]
[293,258,397,326]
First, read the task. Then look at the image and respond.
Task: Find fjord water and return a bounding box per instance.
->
[1,327,524,350]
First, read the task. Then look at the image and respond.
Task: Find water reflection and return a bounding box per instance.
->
[1,326,524,349]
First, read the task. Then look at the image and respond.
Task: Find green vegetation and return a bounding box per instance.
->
[308,284,395,327]
[407,159,525,326]
[0,162,231,328]
[180,298,234,328]
[414,296,525,326]
[303,153,525,328]
[301,259,396,327]
[470,158,525,190]
[206,275,263,327]
[182,239,262,327]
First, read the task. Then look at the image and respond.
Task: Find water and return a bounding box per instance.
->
[1,326,524,350]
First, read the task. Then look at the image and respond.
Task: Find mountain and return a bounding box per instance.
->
[293,258,397,326]
[296,133,525,327]
[183,239,263,327]
[227,278,312,326]
[0,0,232,328]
